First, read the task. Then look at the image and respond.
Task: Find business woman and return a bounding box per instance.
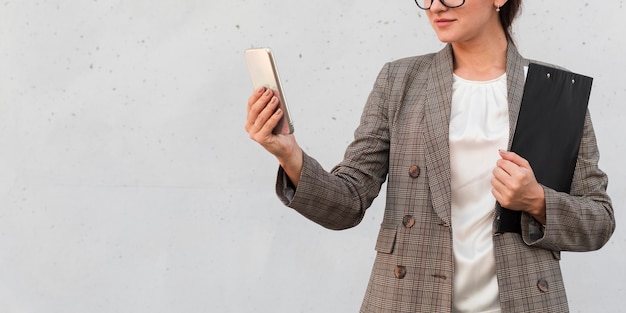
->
[245,0,615,312]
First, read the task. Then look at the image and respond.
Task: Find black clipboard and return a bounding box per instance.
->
[496,63,593,234]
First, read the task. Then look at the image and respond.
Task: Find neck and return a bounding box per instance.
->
[451,35,508,81]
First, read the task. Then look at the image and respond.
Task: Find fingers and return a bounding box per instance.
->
[245,87,280,135]
[494,158,517,178]
[253,95,279,131]
[256,101,282,135]
[247,87,269,110]
[492,165,516,191]
[491,174,511,204]
[492,149,543,212]
[492,162,523,209]
[492,151,524,202]
[492,163,546,218]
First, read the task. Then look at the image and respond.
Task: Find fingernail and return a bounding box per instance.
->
[256,86,266,93]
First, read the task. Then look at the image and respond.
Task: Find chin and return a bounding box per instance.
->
[435,35,456,44]
[432,30,458,43]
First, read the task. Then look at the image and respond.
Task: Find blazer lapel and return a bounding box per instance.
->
[505,44,530,148]
[423,45,454,225]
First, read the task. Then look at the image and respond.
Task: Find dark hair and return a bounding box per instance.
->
[499,0,522,44]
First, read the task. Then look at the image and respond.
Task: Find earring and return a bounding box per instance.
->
[496,5,501,12]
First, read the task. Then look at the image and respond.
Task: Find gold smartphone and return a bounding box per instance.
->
[244,48,294,134]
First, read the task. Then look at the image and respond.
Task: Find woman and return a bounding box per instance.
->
[245,0,615,312]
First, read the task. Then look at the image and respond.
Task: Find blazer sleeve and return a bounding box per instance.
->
[274,63,393,230]
[521,110,615,251]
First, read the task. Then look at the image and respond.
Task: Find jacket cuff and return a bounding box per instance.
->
[521,185,552,245]
[276,165,297,206]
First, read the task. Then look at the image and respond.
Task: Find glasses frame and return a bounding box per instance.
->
[414,0,466,10]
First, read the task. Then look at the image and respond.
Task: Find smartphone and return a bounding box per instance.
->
[244,48,294,134]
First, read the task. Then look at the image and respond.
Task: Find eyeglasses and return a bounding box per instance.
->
[414,0,465,10]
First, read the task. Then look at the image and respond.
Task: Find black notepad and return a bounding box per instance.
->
[496,63,593,234]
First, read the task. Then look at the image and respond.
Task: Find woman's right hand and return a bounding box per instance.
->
[245,87,303,186]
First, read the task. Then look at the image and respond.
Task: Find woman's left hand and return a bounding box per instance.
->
[491,150,547,225]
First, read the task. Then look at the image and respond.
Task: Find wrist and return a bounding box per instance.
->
[528,184,547,225]
[279,146,302,170]
[278,145,303,187]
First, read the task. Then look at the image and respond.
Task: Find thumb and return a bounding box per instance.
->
[499,150,531,169]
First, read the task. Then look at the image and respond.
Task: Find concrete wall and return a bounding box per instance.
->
[0,1,623,312]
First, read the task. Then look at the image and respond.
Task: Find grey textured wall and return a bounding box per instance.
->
[0,1,623,312]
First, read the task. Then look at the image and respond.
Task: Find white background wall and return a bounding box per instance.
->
[0,1,624,312]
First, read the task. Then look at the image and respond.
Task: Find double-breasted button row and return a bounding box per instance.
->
[408,165,420,178]
[394,266,448,281]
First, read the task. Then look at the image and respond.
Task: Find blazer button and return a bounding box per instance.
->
[394,265,407,279]
[402,215,415,228]
[537,279,549,293]
[408,165,420,178]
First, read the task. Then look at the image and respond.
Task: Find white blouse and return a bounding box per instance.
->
[449,73,509,313]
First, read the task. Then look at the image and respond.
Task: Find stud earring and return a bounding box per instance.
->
[496,5,501,12]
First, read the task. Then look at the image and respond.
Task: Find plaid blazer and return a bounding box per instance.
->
[276,43,615,312]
